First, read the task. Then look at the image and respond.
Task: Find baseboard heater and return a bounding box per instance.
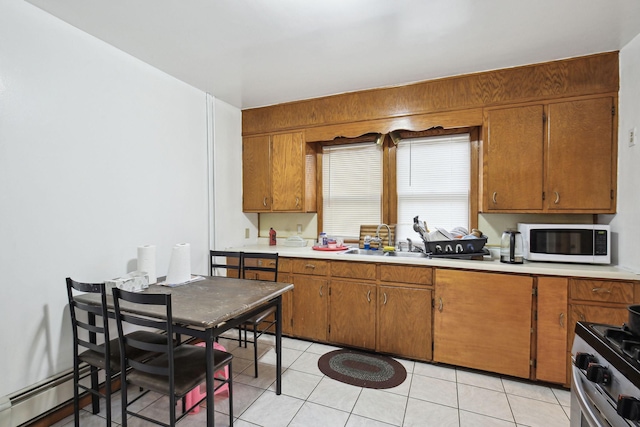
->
[3,365,96,427]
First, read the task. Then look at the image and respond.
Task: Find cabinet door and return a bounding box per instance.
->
[329,280,376,349]
[536,277,568,384]
[242,135,271,211]
[434,270,533,378]
[378,285,432,361]
[271,132,304,211]
[484,105,544,210]
[546,97,614,211]
[291,275,328,341]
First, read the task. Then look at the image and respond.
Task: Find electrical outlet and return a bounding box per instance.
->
[630,127,637,147]
[245,228,250,238]
[297,224,302,234]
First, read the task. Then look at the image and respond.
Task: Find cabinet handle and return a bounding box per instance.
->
[305,264,316,269]
[578,312,586,322]
[268,261,276,266]
[438,298,443,312]
[492,192,497,204]
[263,197,268,207]
[319,285,323,297]
[295,197,300,208]
[554,191,560,204]
[366,290,371,303]
[382,292,387,305]
[592,287,612,294]
[559,312,565,328]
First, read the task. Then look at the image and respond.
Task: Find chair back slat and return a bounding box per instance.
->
[210,250,242,278]
[242,252,279,282]
[66,278,112,359]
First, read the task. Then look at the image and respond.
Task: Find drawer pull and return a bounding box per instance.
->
[438,298,443,312]
[592,287,612,293]
[366,290,371,303]
[559,312,565,328]
[305,264,316,269]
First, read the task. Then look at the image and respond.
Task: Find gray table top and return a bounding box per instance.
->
[75,276,294,329]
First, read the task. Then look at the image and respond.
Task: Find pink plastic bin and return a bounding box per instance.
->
[185,341,230,414]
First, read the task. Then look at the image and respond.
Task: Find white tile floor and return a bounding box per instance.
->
[53,332,571,427]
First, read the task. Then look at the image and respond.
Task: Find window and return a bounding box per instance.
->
[322,143,382,239]
[395,134,470,243]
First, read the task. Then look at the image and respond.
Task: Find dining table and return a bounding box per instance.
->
[74,275,294,427]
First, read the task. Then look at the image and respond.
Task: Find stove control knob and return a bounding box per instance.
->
[617,395,640,421]
[575,352,596,370]
[586,364,610,385]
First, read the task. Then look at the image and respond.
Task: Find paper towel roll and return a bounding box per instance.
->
[137,245,157,285]
[166,243,191,285]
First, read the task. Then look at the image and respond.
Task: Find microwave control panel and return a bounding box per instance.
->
[595,230,608,255]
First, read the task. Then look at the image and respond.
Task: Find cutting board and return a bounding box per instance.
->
[358,225,396,249]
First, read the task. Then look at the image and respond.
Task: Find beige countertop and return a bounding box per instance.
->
[229,243,640,281]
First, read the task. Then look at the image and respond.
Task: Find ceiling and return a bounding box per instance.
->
[26,0,640,110]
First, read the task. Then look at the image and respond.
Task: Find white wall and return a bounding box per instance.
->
[0,1,210,397]
[612,34,640,273]
[211,98,258,249]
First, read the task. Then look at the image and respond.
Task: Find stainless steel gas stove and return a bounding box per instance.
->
[572,322,640,427]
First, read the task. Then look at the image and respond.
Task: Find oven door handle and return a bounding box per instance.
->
[571,365,609,427]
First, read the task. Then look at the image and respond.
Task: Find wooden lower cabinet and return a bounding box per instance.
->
[378,284,432,361]
[569,304,628,347]
[329,280,376,349]
[291,274,328,341]
[536,277,568,384]
[434,269,534,378]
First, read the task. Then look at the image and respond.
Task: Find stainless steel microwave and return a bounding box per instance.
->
[517,223,611,264]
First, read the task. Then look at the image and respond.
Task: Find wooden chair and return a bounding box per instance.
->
[112,288,233,426]
[66,278,170,426]
[210,250,242,278]
[240,252,279,378]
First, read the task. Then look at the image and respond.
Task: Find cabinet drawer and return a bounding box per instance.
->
[331,261,376,281]
[570,279,634,304]
[278,258,292,273]
[380,265,432,285]
[292,258,329,276]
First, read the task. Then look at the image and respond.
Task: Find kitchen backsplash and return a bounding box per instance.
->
[259,212,598,248]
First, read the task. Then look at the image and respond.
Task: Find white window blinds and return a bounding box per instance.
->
[396,134,470,242]
[322,143,382,239]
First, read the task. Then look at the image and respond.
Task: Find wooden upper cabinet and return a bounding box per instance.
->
[546,97,615,212]
[242,131,317,213]
[482,95,617,214]
[242,135,271,211]
[271,132,304,211]
[484,105,544,211]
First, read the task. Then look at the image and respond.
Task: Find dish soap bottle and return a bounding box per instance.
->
[318,232,327,246]
[269,227,277,246]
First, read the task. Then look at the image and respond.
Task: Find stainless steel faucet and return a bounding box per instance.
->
[376,223,393,247]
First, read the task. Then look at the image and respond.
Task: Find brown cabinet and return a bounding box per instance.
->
[482,96,616,213]
[242,132,317,212]
[329,279,376,349]
[484,105,544,211]
[291,274,328,341]
[536,277,568,385]
[378,284,432,361]
[434,269,533,378]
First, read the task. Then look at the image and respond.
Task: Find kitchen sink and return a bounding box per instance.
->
[342,248,429,258]
[385,251,429,258]
[343,248,386,256]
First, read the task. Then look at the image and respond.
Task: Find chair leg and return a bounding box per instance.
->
[73,362,80,427]
[229,360,234,426]
[253,324,259,378]
[105,373,111,426]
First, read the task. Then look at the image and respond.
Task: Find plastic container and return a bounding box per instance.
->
[318,232,327,246]
[269,228,276,246]
[363,235,371,250]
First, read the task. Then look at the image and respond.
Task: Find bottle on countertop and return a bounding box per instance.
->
[364,235,371,250]
[318,232,327,246]
[269,227,276,246]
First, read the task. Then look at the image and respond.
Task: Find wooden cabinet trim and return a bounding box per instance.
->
[243,52,618,136]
